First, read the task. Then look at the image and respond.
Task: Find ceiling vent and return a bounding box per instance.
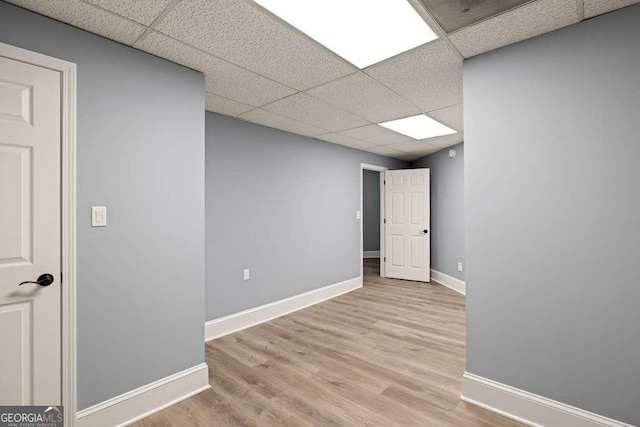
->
[459,0,486,8]
[417,0,530,33]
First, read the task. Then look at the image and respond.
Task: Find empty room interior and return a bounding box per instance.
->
[0,0,638,426]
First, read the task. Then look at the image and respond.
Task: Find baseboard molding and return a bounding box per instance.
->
[462,372,633,427]
[363,250,380,258]
[205,276,363,341]
[430,269,466,295]
[76,363,210,427]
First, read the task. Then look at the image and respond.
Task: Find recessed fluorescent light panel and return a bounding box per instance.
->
[252,0,438,69]
[379,115,457,140]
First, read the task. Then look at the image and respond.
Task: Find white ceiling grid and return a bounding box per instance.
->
[134,30,296,107]
[238,108,328,137]
[6,0,637,160]
[261,92,369,132]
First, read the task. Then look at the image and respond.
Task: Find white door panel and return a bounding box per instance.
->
[0,56,61,405]
[384,169,430,282]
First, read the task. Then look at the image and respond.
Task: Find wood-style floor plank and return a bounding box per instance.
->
[134,259,522,426]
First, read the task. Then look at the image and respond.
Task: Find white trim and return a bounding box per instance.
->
[462,373,634,427]
[76,363,209,427]
[360,163,387,279]
[205,276,362,341]
[363,250,380,258]
[0,42,77,426]
[430,269,466,295]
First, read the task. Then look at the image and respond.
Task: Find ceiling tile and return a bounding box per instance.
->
[154,0,356,90]
[86,0,173,25]
[384,140,437,153]
[135,31,296,107]
[419,132,464,148]
[239,108,328,137]
[305,72,421,123]
[365,40,462,112]
[412,145,441,157]
[584,0,640,18]
[7,0,145,45]
[339,125,412,145]
[315,133,377,150]
[448,0,580,58]
[262,93,368,132]
[206,93,254,117]
[427,103,463,132]
[363,145,407,158]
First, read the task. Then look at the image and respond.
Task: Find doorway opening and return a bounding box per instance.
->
[361,164,431,284]
[360,164,387,280]
[362,168,383,280]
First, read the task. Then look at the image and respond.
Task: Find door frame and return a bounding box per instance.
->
[0,42,77,426]
[360,163,387,279]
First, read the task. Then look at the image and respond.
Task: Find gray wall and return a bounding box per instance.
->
[206,113,408,319]
[362,170,380,252]
[412,143,465,280]
[0,2,205,410]
[465,5,640,425]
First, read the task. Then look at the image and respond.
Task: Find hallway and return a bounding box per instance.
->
[136,259,520,426]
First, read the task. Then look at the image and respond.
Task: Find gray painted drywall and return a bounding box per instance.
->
[362,170,380,252]
[205,113,408,319]
[0,2,205,410]
[465,5,640,425]
[412,143,464,280]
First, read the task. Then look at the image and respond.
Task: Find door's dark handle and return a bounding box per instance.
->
[423,229,428,234]
[19,274,54,287]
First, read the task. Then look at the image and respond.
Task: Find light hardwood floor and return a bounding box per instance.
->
[134,259,522,426]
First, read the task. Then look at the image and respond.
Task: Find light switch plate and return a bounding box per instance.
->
[356,210,361,220]
[243,269,250,281]
[458,262,463,272]
[91,206,107,227]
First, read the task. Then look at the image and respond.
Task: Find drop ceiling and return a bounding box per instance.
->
[6,0,639,160]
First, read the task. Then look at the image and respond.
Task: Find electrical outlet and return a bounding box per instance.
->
[243,269,250,281]
[458,262,463,273]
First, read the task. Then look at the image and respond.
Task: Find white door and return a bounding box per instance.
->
[384,169,430,282]
[0,56,61,405]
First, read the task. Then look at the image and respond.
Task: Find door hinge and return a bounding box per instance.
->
[384,257,386,262]
[384,218,386,224]
[384,180,386,185]
[60,272,63,284]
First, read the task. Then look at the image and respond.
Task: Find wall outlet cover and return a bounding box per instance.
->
[91,206,107,227]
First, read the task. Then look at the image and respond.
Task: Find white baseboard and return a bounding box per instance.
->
[431,269,466,295]
[363,250,380,258]
[76,363,210,427]
[205,276,362,341]
[462,372,633,427]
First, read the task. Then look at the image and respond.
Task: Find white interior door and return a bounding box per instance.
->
[0,55,61,405]
[384,169,430,282]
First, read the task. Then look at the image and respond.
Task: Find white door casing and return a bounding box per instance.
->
[0,56,62,405]
[384,169,430,282]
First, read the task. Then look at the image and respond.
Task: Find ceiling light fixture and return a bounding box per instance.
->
[252,0,438,69]
[379,114,457,140]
